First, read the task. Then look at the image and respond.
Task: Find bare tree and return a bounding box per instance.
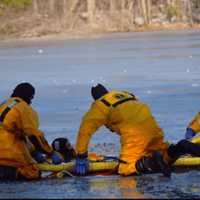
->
[62,0,67,15]
[87,0,95,25]
[187,0,193,24]
[32,0,39,16]
[140,0,148,24]
[128,0,134,25]
[110,0,116,14]
[146,0,151,23]
[70,0,79,13]
[49,0,55,14]
[120,0,126,30]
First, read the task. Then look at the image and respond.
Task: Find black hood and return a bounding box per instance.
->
[91,83,109,100]
[11,82,35,104]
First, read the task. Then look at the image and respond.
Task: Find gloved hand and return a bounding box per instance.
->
[32,151,46,163]
[51,151,63,165]
[75,153,89,176]
[185,127,196,140]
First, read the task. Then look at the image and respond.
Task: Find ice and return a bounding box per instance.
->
[147,90,152,94]
[38,49,43,54]
[192,83,199,87]
[0,30,200,198]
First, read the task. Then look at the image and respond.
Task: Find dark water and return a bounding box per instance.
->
[0,29,200,198]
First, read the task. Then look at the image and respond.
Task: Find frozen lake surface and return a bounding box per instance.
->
[0,29,200,198]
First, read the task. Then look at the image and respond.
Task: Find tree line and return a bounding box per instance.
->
[0,0,200,36]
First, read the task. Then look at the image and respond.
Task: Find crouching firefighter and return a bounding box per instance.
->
[74,83,200,177]
[0,82,62,180]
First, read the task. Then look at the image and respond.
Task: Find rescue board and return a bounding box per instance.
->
[37,156,200,174]
[38,136,200,174]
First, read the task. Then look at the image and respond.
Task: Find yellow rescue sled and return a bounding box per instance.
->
[38,137,200,174]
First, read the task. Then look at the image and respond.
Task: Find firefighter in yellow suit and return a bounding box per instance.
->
[185,112,200,139]
[0,83,62,180]
[75,84,200,177]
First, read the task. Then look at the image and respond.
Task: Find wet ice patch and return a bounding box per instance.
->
[72,79,78,84]
[38,49,43,54]
[98,76,106,83]
[62,89,69,94]
[147,90,152,94]
[191,83,199,87]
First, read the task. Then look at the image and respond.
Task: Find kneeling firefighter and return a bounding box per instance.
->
[0,82,62,180]
[74,84,200,177]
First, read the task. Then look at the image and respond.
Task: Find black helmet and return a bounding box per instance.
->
[91,83,108,100]
[11,82,35,105]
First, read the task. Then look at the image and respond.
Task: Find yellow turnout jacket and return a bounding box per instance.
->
[0,97,52,179]
[76,91,170,175]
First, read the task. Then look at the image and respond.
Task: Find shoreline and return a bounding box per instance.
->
[1,23,200,44]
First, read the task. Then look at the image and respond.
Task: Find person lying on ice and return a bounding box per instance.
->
[0,82,63,180]
[75,83,200,177]
[185,112,200,140]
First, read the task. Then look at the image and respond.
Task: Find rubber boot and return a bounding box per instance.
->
[135,152,171,177]
[153,152,171,177]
